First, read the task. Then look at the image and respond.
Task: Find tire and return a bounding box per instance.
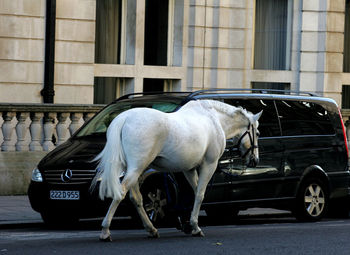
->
[138,175,177,227]
[293,177,328,222]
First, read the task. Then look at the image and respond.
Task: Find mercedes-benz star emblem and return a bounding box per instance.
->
[61,169,73,182]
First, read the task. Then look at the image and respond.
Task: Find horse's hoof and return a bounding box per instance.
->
[182,222,192,235]
[192,231,205,237]
[99,235,112,242]
[148,230,160,239]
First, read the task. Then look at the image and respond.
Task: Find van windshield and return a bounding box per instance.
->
[76,100,180,137]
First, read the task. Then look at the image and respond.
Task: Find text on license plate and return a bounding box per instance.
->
[50,190,80,200]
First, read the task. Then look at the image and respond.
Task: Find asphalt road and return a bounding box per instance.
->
[1,215,350,255]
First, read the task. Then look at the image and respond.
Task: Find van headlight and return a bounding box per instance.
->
[31,168,43,182]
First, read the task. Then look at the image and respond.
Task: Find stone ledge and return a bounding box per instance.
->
[0,103,105,113]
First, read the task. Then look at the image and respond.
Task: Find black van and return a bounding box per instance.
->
[28,89,350,225]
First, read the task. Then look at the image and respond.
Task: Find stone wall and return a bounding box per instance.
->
[0,151,47,195]
[54,0,96,103]
[0,0,349,106]
[0,0,96,104]
[0,103,103,195]
[0,0,45,103]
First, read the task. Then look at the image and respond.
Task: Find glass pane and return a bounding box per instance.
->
[342,85,350,109]
[254,0,292,70]
[143,79,165,93]
[95,0,121,64]
[144,0,169,66]
[77,100,181,137]
[275,100,334,136]
[94,77,117,104]
[252,82,291,94]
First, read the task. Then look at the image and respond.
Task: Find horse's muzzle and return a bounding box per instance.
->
[247,156,259,168]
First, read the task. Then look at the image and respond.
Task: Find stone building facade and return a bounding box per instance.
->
[0,0,349,106]
[0,0,350,194]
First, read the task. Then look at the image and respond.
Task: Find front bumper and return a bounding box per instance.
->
[28,181,132,219]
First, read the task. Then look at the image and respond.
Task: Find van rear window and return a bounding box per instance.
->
[275,100,335,136]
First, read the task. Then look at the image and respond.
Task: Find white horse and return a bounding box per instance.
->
[92,99,262,241]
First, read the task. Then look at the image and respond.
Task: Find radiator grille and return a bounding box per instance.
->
[44,169,96,184]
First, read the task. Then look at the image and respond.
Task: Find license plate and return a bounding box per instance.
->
[50,190,80,200]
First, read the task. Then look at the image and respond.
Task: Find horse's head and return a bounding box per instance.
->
[236,111,262,167]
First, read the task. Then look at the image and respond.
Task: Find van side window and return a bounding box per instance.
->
[275,100,335,136]
[224,99,281,137]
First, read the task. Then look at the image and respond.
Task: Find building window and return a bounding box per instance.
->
[144,0,169,66]
[254,0,293,70]
[344,0,350,72]
[252,82,291,93]
[143,79,178,93]
[94,78,129,104]
[342,85,350,109]
[95,0,122,64]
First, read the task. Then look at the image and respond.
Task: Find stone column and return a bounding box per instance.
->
[15,112,29,151]
[1,112,15,151]
[29,112,44,151]
[69,113,83,136]
[299,0,345,104]
[56,112,70,146]
[42,112,57,151]
[83,112,95,123]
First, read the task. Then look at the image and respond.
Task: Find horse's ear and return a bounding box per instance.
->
[253,111,263,122]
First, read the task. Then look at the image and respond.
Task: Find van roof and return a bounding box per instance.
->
[115,89,338,107]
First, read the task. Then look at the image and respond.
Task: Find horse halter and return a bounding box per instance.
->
[235,123,258,160]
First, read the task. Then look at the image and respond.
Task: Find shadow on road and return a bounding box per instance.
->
[38,212,297,232]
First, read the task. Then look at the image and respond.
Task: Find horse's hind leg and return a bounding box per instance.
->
[129,184,159,238]
[100,198,124,241]
[99,171,140,241]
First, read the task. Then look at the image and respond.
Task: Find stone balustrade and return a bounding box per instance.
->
[1,104,350,153]
[0,103,105,152]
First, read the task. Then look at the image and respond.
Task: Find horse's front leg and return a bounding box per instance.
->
[190,161,218,237]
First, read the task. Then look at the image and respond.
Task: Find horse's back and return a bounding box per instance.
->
[108,102,226,171]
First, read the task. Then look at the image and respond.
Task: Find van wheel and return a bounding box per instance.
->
[137,175,177,227]
[294,178,328,222]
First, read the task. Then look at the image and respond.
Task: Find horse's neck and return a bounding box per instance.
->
[215,110,247,139]
[184,100,250,139]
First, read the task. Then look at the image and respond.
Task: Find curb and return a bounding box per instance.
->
[0,221,44,230]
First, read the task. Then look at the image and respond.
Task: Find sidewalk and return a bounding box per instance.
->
[0,195,291,229]
[0,196,42,228]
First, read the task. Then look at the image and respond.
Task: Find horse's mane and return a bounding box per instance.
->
[200,100,252,120]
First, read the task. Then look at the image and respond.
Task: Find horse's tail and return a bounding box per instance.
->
[90,115,127,201]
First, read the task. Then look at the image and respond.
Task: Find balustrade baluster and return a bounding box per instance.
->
[69,113,83,136]
[15,112,29,151]
[1,112,15,151]
[56,112,69,146]
[83,112,95,123]
[43,112,57,151]
[29,112,44,151]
